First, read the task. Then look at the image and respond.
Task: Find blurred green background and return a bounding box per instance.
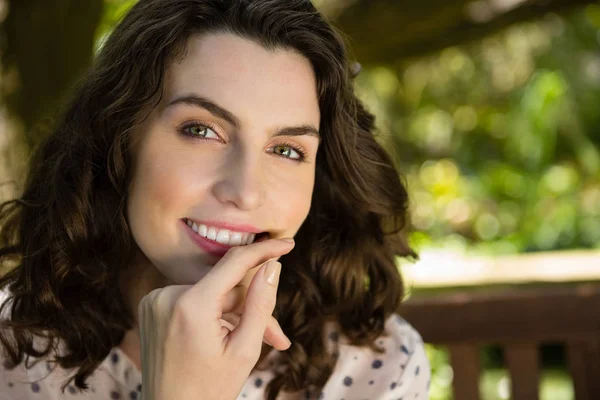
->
[1,0,599,399]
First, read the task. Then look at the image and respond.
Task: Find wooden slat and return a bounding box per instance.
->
[505,343,539,400]
[449,344,481,400]
[567,338,600,400]
[588,339,600,400]
[400,250,600,288]
[568,340,590,400]
[400,284,600,344]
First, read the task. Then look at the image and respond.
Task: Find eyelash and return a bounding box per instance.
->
[177,121,308,163]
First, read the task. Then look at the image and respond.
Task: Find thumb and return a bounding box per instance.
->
[225,260,282,359]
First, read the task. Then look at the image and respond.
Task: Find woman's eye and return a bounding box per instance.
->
[270,144,304,161]
[182,123,219,140]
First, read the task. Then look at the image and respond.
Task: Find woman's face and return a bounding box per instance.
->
[126,33,320,287]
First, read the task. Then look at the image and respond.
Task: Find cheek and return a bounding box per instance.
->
[131,158,181,219]
[127,140,205,239]
[266,167,314,227]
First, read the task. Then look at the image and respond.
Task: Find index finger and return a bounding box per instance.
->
[193,238,294,298]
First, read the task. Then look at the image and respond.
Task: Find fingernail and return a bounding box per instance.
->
[264,261,281,286]
[281,237,294,243]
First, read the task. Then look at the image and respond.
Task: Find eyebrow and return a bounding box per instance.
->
[166,94,321,139]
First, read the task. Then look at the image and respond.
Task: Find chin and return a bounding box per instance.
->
[157,262,214,286]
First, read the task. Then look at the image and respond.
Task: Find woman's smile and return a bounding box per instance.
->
[181,218,271,257]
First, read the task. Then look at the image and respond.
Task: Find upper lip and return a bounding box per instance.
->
[184,218,264,234]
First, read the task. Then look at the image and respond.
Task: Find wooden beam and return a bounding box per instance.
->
[399,250,600,288]
[399,284,600,344]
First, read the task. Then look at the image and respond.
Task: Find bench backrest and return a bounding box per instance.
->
[400,284,600,400]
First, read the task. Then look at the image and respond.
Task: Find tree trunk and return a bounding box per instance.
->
[333,0,594,65]
[0,0,103,199]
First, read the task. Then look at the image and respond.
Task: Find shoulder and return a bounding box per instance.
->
[320,313,430,400]
[0,287,119,398]
[0,287,49,397]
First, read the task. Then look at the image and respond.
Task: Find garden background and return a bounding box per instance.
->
[1,0,599,398]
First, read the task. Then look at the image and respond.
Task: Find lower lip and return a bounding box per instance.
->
[181,219,233,258]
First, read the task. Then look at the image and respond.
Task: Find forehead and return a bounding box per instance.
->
[161,33,320,126]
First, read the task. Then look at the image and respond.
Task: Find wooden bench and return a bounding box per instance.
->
[400,283,600,400]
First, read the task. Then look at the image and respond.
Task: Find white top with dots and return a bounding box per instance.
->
[0,290,430,400]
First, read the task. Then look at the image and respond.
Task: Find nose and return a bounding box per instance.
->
[211,147,264,210]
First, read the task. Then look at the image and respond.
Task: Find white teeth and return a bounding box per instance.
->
[241,233,249,245]
[215,230,230,245]
[207,227,217,241]
[230,232,243,246]
[186,219,262,247]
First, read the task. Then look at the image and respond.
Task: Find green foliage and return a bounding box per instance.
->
[355,6,600,256]
[426,345,453,400]
[96,0,139,53]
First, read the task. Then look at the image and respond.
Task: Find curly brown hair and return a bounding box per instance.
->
[0,0,416,398]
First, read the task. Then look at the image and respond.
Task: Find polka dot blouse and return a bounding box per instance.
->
[0,308,430,399]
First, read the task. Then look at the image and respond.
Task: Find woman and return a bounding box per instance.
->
[0,0,430,399]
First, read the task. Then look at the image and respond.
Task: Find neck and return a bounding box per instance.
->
[118,251,170,372]
[119,327,142,371]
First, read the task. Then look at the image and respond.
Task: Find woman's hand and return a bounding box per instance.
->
[138,238,295,400]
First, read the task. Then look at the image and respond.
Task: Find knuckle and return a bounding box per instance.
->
[234,347,260,366]
[140,288,161,311]
[226,245,245,258]
[248,294,275,316]
[172,296,194,321]
[149,287,178,318]
[172,295,205,328]
[168,300,193,333]
[150,291,168,316]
